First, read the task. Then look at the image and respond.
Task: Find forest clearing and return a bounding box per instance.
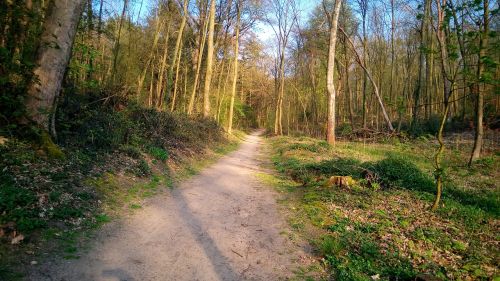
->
[0,0,498,280]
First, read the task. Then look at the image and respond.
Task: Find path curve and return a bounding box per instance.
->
[28,131,310,281]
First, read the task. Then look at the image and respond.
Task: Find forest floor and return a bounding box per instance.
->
[25,131,317,281]
[259,132,499,280]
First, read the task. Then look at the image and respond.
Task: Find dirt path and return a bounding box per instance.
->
[28,131,311,281]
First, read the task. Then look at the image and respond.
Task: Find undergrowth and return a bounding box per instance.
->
[0,93,238,280]
[266,136,499,280]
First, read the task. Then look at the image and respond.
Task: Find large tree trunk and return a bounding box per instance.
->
[26,0,85,136]
[227,0,241,135]
[325,0,342,145]
[202,0,216,117]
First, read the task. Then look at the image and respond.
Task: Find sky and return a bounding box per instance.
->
[255,0,321,42]
[123,0,321,41]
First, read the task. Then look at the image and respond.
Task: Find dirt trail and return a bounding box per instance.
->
[28,131,311,281]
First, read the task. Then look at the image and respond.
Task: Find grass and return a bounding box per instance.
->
[263,136,499,280]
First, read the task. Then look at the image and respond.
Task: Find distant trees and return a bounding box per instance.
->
[265,0,297,135]
[0,0,497,175]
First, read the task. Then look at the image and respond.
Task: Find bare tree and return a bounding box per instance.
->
[324,0,343,145]
[469,0,489,165]
[339,27,394,132]
[228,0,242,134]
[202,0,217,117]
[266,0,297,135]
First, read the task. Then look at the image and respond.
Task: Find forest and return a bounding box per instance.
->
[0,0,498,280]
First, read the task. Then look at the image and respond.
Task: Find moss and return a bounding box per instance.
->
[40,131,65,159]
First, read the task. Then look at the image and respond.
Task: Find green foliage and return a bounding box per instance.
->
[369,154,435,192]
[119,145,142,159]
[148,146,169,161]
[135,159,152,177]
[0,177,45,232]
[0,1,43,134]
[269,136,499,279]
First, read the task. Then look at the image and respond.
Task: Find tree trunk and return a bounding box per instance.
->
[325,0,342,145]
[26,0,85,136]
[202,0,216,117]
[469,0,488,165]
[227,0,241,134]
[188,5,209,115]
[137,17,163,96]
[110,0,128,83]
[412,0,430,129]
[168,0,189,104]
[340,27,394,132]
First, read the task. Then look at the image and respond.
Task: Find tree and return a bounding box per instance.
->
[324,0,342,145]
[339,27,394,132]
[228,0,242,134]
[431,0,460,210]
[169,0,189,110]
[188,1,210,115]
[203,0,217,117]
[266,0,297,135]
[469,0,489,165]
[25,0,85,137]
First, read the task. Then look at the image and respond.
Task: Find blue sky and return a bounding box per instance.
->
[125,0,321,40]
[255,0,321,42]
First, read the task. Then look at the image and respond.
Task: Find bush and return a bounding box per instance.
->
[148,146,169,161]
[306,158,364,178]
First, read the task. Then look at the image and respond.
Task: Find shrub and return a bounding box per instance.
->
[136,159,152,177]
[306,158,364,178]
[148,146,169,161]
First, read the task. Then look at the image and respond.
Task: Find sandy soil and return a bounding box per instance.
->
[27,131,312,281]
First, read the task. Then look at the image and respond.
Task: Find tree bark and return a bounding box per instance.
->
[167,0,189,104]
[227,0,241,134]
[188,3,209,115]
[26,0,85,135]
[202,0,216,117]
[325,0,342,145]
[469,0,488,165]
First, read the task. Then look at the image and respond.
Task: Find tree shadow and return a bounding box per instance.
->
[102,268,136,281]
[171,189,241,281]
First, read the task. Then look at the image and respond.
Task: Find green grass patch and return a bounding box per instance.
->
[266,136,499,280]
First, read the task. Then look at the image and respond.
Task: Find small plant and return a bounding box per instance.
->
[148,146,169,161]
[136,159,152,177]
[318,235,345,257]
[119,145,142,159]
